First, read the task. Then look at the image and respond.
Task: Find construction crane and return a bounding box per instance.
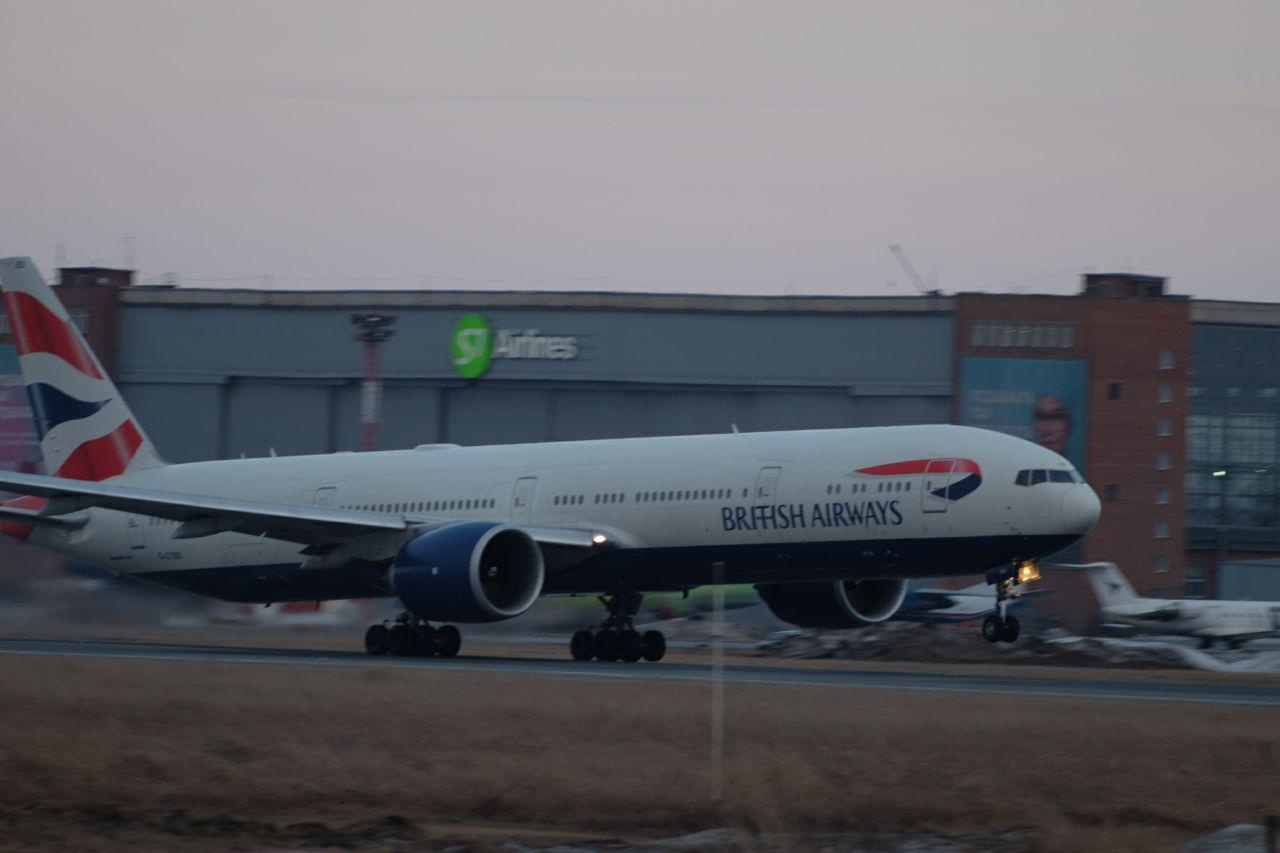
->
[889,244,940,295]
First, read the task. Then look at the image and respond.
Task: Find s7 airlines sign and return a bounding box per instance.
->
[451,313,579,379]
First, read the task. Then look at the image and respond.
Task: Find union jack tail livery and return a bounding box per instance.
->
[0,258,164,481]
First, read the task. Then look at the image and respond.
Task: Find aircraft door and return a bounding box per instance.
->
[312,486,337,508]
[921,459,956,514]
[125,516,145,550]
[511,477,537,525]
[754,467,782,503]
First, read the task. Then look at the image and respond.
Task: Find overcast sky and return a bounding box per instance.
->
[2,1,1277,298]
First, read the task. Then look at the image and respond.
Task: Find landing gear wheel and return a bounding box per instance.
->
[364,624,390,656]
[641,630,667,663]
[617,629,642,663]
[435,624,462,658]
[1001,614,1021,643]
[413,624,437,657]
[388,623,414,656]
[981,614,1003,643]
[594,629,619,662]
[570,630,595,661]
[1199,637,1214,650]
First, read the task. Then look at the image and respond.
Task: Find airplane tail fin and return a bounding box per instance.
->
[0,257,164,480]
[1082,562,1139,607]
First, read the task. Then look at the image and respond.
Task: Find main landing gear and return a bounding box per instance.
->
[982,560,1040,644]
[364,612,462,658]
[570,592,666,663]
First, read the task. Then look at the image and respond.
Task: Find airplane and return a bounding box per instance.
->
[0,257,1100,661]
[1082,562,1280,649]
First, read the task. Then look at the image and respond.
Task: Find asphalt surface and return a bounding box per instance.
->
[3,637,1280,706]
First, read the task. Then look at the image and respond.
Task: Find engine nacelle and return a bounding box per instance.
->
[391,522,544,623]
[756,578,909,629]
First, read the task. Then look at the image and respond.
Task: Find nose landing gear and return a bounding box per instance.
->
[569,592,666,663]
[982,560,1038,644]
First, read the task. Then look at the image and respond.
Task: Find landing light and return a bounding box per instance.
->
[1212,470,1228,478]
[1016,561,1041,584]
[591,533,608,545]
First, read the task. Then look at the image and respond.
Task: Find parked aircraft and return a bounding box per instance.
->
[1083,562,1280,649]
[0,257,1099,660]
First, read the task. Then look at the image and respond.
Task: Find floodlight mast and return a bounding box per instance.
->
[351,314,397,452]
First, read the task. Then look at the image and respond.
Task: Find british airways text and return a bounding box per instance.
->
[721,500,903,532]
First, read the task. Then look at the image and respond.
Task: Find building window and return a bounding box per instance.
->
[1185,564,1205,597]
[70,311,90,334]
[1156,486,1170,504]
[1158,350,1174,370]
[1157,418,1172,437]
[1157,383,1172,404]
[1060,324,1075,348]
[1157,452,1171,470]
[1154,554,1169,573]
[1105,484,1119,502]
[1155,520,1169,539]
[1107,383,1122,400]
[971,323,986,346]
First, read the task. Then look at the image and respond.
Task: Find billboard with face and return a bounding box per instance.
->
[959,357,1088,470]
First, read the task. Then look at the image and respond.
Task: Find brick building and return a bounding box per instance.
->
[953,275,1193,629]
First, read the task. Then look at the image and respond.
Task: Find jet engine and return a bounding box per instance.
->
[391,521,544,623]
[756,578,909,629]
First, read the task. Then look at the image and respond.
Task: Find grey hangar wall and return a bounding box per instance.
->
[114,294,955,464]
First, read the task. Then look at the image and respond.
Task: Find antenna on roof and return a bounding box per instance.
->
[889,244,941,295]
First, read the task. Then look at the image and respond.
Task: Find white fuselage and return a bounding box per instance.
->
[29,424,1098,601]
[1102,598,1280,640]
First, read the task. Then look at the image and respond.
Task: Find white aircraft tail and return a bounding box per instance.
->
[1082,562,1139,607]
[0,257,164,480]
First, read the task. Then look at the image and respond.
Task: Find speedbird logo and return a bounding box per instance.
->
[855,458,983,501]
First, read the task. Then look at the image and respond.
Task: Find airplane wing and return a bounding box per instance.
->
[0,505,88,530]
[0,469,603,549]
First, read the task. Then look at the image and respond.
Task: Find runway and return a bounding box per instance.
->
[3,637,1280,706]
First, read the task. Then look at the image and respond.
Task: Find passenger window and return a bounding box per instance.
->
[1031,470,1047,485]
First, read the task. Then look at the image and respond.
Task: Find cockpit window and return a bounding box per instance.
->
[1016,468,1083,486]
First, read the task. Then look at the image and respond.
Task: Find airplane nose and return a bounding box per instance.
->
[1061,485,1101,534]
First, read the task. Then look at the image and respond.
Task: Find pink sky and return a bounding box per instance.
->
[2,1,1277,299]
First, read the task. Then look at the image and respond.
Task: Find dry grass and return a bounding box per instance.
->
[1,656,1278,851]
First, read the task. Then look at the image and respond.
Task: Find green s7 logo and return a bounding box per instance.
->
[452,313,493,378]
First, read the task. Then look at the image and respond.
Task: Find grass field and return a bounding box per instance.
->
[2,653,1278,851]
